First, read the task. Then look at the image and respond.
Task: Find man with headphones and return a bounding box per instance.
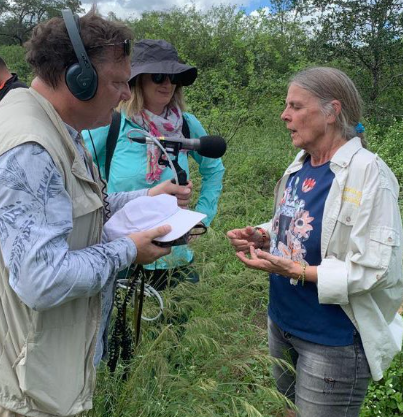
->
[0,8,192,417]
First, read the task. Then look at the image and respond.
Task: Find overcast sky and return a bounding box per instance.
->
[82,0,270,19]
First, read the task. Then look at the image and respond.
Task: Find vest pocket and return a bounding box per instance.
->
[15,324,85,415]
[70,189,103,250]
[71,191,103,219]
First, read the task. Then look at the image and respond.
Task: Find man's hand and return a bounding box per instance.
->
[227,226,266,253]
[148,179,193,208]
[128,225,172,264]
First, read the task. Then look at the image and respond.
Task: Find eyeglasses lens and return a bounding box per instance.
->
[123,39,131,56]
[151,73,165,84]
[151,73,180,85]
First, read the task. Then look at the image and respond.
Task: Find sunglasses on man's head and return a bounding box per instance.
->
[121,39,131,56]
[88,39,131,57]
[151,73,181,85]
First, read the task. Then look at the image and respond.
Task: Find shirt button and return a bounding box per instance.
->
[342,162,347,167]
[388,237,393,243]
[376,274,381,280]
[346,216,351,223]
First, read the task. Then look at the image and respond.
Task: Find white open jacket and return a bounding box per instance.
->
[260,137,403,381]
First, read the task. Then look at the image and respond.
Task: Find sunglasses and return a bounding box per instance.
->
[151,73,181,85]
[189,222,207,237]
[153,223,207,248]
[88,39,131,57]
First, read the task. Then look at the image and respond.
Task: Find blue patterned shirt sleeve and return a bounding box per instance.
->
[0,143,137,312]
[107,189,149,216]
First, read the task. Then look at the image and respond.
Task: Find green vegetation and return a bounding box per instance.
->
[82,110,403,417]
[1,0,403,415]
[361,352,403,417]
[0,44,31,81]
[84,113,297,417]
[0,0,82,45]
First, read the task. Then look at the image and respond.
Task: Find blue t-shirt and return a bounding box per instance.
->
[268,157,355,346]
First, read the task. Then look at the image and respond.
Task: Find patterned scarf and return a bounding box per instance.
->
[131,106,184,183]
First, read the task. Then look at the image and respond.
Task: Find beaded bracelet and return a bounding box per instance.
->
[290,261,307,286]
[299,261,307,286]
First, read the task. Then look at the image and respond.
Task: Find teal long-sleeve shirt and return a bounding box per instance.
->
[82,111,225,270]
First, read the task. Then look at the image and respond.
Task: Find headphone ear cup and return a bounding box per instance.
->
[65,62,98,101]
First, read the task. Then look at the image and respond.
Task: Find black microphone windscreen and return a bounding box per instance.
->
[198,136,226,158]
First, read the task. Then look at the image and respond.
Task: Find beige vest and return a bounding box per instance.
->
[0,88,104,416]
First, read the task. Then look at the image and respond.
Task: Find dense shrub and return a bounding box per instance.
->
[0,45,31,83]
[368,120,403,184]
[361,351,403,417]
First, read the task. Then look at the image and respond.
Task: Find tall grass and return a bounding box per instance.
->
[84,111,403,417]
[83,111,296,417]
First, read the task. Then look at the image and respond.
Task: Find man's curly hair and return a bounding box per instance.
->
[25,7,133,88]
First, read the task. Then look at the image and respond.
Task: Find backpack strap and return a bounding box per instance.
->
[105,111,121,182]
[182,115,190,139]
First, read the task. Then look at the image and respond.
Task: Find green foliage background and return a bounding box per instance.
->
[1,0,403,416]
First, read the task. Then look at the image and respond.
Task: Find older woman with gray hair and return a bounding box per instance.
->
[227,67,403,417]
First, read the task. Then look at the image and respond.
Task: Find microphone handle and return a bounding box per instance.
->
[171,174,188,186]
[179,138,200,151]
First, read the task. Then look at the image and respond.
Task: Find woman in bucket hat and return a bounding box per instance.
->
[83,39,225,290]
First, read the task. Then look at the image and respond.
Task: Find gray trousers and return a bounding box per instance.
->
[268,316,371,417]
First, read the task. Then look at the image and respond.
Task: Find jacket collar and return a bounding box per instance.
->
[330,136,363,168]
[1,73,18,88]
[6,73,18,84]
[286,136,363,174]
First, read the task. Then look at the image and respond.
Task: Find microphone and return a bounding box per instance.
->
[129,135,226,158]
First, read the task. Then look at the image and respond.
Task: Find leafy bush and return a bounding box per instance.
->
[361,351,403,417]
[0,45,31,83]
[367,120,403,184]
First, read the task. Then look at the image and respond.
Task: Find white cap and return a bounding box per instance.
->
[103,194,207,243]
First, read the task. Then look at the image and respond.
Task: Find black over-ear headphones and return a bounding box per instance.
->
[62,9,98,101]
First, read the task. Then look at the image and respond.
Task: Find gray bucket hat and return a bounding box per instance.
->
[129,39,197,86]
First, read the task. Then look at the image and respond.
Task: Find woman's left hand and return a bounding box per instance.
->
[237,247,299,278]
